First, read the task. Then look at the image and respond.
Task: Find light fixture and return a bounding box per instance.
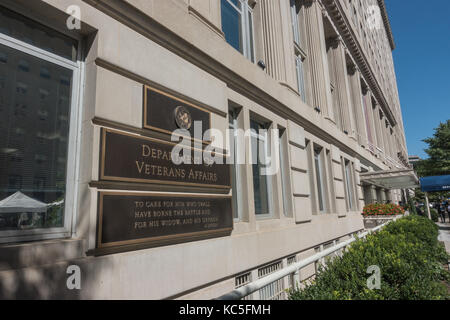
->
[257,60,266,70]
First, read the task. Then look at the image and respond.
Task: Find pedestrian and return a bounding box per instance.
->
[447,203,450,223]
[438,202,446,223]
[415,202,424,217]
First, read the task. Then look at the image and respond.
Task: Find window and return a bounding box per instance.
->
[295,55,306,102]
[221,0,255,62]
[343,159,355,211]
[307,141,333,215]
[250,119,272,216]
[279,128,293,217]
[290,0,302,46]
[314,147,326,212]
[291,0,307,102]
[229,108,242,220]
[0,7,81,242]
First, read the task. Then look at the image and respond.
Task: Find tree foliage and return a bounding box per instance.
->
[416,120,450,177]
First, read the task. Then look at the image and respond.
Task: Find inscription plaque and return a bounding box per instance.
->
[97,192,233,251]
[100,128,231,189]
[144,85,211,140]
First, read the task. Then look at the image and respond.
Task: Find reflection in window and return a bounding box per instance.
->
[0,42,73,231]
[16,82,27,94]
[0,51,7,63]
[250,119,271,216]
[18,59,29,72]
[40,67,51,79]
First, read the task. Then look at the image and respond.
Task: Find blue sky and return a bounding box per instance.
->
[385,0,450,159]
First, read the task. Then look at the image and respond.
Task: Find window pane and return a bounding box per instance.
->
[251,120,270,215]
[247,10,255,62]
[0,6,78,62]
[279,130,291,217]
[345,161,354,210]
[296,56,306,102]
[0,43,72,231]
[314,149,325,212]
[221,0,243,54]
[229,110,239,219]
[291,0,301,45]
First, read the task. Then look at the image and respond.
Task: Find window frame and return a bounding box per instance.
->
[0,27,83,243]
[343,158,356,211]
[291,0,308,102]
[221,0,256,62]
[313,146,327,213]
[250,118,274,219]
[278,127,294,218]
[229,107,244,222]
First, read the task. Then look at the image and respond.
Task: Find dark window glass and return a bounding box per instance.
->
[0,43,72,231]
[314,148,325,212]
[221,0,243,54]
[251,119,270,215]
[0,6,78,61]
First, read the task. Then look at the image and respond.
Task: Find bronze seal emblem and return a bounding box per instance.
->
[174,106,192,130]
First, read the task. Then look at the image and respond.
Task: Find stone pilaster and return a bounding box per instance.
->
[369,185,378,204]
[330,145,347,217]
[303,0,333,120]
[374,105,385,160]
[348,65,367,147]
[328,37,353,134]
[260,0,286,82]
[366,91,378,152]
[287,121,312,223]
[279,0,298,90]
[381,117,390,161]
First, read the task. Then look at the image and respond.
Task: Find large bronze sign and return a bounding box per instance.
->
[97,192,233,251]
[144,85,211,140]
[100,128,231,189]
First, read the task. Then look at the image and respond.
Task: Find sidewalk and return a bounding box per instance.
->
[437,222,450,256]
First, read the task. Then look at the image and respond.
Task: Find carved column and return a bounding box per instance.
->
[348,65,368,147]
[367,92,379,152]
[279,0,298,90]
[369,185,378,204]
[379,111,388,161]
[260,0,286,82]
[328,37,352,134]
[363,89,374,152]
[373,104,384,158]
[303,0,333,120]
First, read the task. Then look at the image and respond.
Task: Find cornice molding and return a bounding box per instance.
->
[377,0,396,50]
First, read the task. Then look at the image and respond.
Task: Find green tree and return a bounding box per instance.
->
[416,120,450,177]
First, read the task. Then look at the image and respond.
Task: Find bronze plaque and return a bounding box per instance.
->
[97,192,233,250]
[100,128,231,189]
[144,85,211,140]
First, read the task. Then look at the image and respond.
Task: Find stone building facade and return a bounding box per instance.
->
[0,0,411,299]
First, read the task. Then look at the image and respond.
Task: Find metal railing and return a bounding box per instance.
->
[216,218,399,300]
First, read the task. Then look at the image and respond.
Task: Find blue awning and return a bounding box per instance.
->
[420,175,450,192]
